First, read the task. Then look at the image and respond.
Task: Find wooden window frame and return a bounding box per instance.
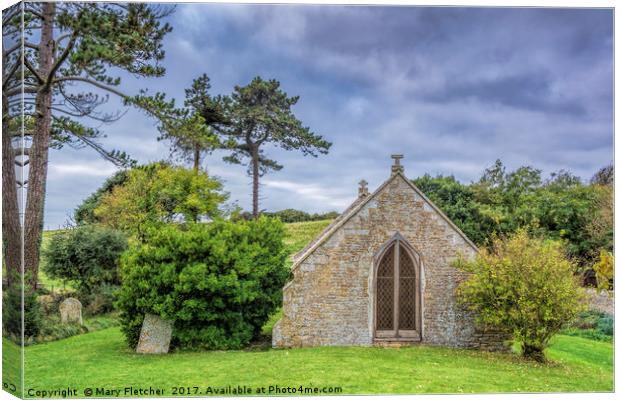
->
[373,233,422,341]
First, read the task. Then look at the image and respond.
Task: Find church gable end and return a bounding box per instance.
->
[273,155,506,351]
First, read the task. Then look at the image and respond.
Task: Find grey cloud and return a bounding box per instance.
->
[423,72,587,115]
[41,4,613,229]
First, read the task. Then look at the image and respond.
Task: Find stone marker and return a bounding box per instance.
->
[136,313,173,354]
[59,298,83,325]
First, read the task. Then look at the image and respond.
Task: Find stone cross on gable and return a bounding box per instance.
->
[358,179,369,197]
[391,154,404,175]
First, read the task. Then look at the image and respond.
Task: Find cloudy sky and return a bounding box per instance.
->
[44,4,613,229]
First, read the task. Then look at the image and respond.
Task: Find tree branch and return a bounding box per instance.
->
[2,59,21,88]
[2,8,21,25]
[24,6,44,20]
[4,86,39,97]
[50,106,89,118]
[45,31,78,90]
[3,41,38,57]
[54,33,73,45]
[53,76,129,99]
[23,56,44,83]
[256,130,271,146]
[14,147,31,156]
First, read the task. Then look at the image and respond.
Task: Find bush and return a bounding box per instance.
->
[82,283,117,315]
[74,170,129,224]
[592,250,614,291]
[562,310,613,341]
[455,230,586,362]
[36,313,120,344]
[36,292,73,316]
[265,209,311,222]
[94,163,228,240]
[599,315,614,336]
[2,287,42,343]
[38,316,87,342]
[117,217,289,350]
[42,225,127,309]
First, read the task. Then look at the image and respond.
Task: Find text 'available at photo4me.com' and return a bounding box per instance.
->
[24,385,344,398]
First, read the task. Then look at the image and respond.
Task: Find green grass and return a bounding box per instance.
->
[34,313,121,345]
[2,337,22,398]
[261,309,283,336]
[10,222,614,396]
[21,328,612,396]
[283,220,332,257]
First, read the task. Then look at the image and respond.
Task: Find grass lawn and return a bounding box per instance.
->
[282,220,332,258]
[21,328,612,396]
[2,337,22,398]
[5,221,614,397]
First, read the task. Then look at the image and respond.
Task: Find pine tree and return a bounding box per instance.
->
[219,76,331,218]
[2,2,174,287]
[157,74,227,172]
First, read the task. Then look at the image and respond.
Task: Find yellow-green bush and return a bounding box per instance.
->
[455,230,585,361]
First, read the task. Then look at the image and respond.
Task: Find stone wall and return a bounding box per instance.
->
[584,288,614,315]
[273,174,509,350]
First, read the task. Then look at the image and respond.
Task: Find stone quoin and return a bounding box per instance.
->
[272,155,508,350]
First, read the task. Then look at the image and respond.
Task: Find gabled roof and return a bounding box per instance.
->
[291,171,478,272]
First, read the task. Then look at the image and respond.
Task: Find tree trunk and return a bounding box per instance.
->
[522,343,546,363]
[193,144,200,173]
[23,2,54,289]
[251,146,260,219]
[2,93,22,288]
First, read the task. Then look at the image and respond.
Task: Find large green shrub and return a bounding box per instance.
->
[43,225,128,311]
[455,230,585,362]
[117,217,289,350]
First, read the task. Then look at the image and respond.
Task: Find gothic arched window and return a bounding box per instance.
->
[374,235,421,340]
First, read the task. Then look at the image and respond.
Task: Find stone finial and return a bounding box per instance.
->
[391,154,404,175]
[358,179,369,197]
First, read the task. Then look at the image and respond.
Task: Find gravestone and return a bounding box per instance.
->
[136,313,173,354]
[59,298,82,325]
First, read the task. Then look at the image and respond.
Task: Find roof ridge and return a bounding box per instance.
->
[292,196,365,262]
[290,172,479,272]
[290,173,400,270]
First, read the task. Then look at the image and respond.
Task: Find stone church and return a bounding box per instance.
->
[273,155,506,350]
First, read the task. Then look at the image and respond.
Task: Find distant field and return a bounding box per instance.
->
[282,219,332,258]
